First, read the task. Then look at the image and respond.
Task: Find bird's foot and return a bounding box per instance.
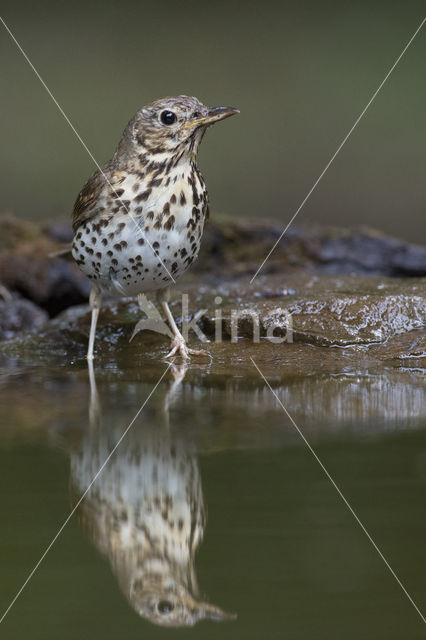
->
[164,336,211,361]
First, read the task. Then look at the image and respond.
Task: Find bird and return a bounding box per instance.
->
[71,95,239,360]
[71,368,235,627]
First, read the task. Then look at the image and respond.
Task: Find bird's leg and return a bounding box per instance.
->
[157,287,210,361]
[161,363,188,429]
[87,284,102,361]
[87,357,100,428]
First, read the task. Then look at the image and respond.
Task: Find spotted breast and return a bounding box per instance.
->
[72,159,208,298]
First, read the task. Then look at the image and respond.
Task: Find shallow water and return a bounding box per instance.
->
[0,349,425,638]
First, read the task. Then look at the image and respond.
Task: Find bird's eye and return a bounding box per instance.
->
[160,110,177,125]
[157,600,175,614]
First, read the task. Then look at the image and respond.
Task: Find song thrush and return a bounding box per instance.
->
[71,96,238,360]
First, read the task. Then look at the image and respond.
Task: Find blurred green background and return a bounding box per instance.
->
[1,0,425,241]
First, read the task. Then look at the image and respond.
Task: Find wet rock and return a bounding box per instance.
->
[194,274,426,348]
[1,273,424,372]
[0,293,48,339]
[368,330,426,369]
[0,214,89,316]
[196,216,426,278]
[0,211,425,335]
[304,225,426,277]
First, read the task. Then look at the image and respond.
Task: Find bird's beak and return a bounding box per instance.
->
[185,106,239,129]
[199,601,237,622]
[179,592,237,623]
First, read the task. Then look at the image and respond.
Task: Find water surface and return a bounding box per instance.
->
[0,352,425,638]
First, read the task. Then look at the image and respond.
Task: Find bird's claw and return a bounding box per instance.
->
[164,336,211,362]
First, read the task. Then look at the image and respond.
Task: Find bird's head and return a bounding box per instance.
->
[121,95,239,160]
[130,578,236,627]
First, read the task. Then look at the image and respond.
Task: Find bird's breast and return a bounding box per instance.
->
[71,164,209,297]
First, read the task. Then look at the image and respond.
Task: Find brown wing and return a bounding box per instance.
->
[72,166,109,233]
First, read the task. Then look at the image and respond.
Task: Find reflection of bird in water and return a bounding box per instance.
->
[71,364,235,626]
